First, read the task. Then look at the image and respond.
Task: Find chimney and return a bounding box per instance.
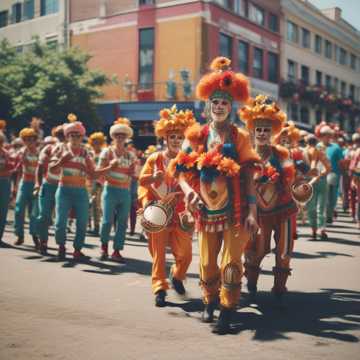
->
[321,7,342,22]
[99,0,107,18]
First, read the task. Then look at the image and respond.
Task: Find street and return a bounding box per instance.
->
[0,208,359,360]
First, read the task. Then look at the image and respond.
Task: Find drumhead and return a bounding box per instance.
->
[143,205,167,227]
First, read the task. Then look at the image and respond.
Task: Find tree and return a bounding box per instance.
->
[0,39,113,134]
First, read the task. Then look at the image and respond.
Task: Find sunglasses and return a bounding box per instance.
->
[168,134,185,141]
[255,127,271,134]
[211,99,230,106]
[68,133,82,138]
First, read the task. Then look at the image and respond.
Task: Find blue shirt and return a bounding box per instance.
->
[326,143,344,175]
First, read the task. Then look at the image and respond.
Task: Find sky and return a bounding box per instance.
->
[309,0,360,31]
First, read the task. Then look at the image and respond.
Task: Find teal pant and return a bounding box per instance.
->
[55,186,89,250]
[36,182,58,242]
[0,177,11,241]
[14,180,37,238]
[327,174,340,220]
[306,177,327,230]
[100,186,131,251]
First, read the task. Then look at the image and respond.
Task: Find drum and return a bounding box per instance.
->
[140,201,174,233]
[291,180,314,206]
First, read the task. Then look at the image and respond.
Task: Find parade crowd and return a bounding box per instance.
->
[0,57,359,335]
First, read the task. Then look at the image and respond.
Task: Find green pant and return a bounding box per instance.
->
[55,186,89,250]
[0,177,11,241]
[36,182,58,242]
[14,180,37,238]
[326,174,340,220]
[100,186,131,251]
[306,177,327,230]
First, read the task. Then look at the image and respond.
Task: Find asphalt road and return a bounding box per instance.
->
[0,208,359,360]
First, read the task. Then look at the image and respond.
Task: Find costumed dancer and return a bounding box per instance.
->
[34,126,65,255]
[138,105,196,307]
[349,133,360,228]
[240,95,297,306]
[88,132,107,236]
[303,134,331,240]
[174,57,259,334]
[13,127,39,248]
[49,114,117,261]
[97,118,136,262]
[0,121,15,245]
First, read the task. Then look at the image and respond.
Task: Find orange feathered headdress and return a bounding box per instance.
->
[239,95,286,135]
[19,127,37,139]
[274,121,300,144]
[88,132,107,146]
[196,57,249,102]
[154,104,196,138]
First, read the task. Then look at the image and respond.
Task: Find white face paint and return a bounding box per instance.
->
[280,135,291,149]
[254,126,272,146]
[166,132,185,153]
[210,98,231,124]
[67,132,83,147]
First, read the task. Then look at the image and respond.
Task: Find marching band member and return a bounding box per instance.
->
[97,119,136,262]
[88,132,107,236]
[240,95,297,306]
[173,57,259,334]
[13,127,39,248]
[34,126,65,255]
[138,105,196,307]
[49,114,116,261]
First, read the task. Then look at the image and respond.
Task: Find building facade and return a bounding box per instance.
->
[0,0,68,51]
[280,0,360,131]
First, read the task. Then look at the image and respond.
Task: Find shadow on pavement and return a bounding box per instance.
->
[292,251,353,259]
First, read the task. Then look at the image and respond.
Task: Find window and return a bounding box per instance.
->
[325,75,332,90]
[341,81,346,97]
[139,0,155,5]
[287,59,297,81]
[316,110,322,123]
[249,3,265,26]
[301,65,309,85]
[269,13,278,32]
[302,28,310,48]
[234,0,247,17]
[268,52,278,83]
[315,35,322,54]
[0,11,8,28]
[349,84,355,99]
[316,70,322,86]
[291,103,299,121]
[214,0,231,8]
[139,28,154,89]
[300,107,309,124]
[253,48,263,78]
[334,77,338,94]
[287,21,298,43]
[40,0,59,16]
[340,48,347,65]
[11,3,22,23]
[350,54,357,70]
[325,40,332,59]
[238,41,249,74]
[219,33,232,59]
[23,0,34,20]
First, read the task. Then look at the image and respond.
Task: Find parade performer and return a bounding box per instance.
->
[33,126,65,255]
[240,95,297,306]
[138,105,196,307]
[13,127,39,248]
[173,57,259,334]
[88,132,107,236]
[97,118,136,262]
[0,122,15,245]
[50,114,117,261]
[349,133,360,228]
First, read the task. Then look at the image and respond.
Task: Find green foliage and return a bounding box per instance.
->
[0,39,112,133]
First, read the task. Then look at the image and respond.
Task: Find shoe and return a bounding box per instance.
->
[155,290,167,307]
[326,217,333,224]
[311,229,317,240]
[170,273,186,295]
[32,236,40,251]
[100,244,108,260]
[14,237,24,246]
[111,250,126,263]
[212,308,233,335]
[58,245,66,261]
[201,302,216,323]
[320,231,328,241]
[73,250,89,261]
[39,241,48,255]
[334,210,338,219]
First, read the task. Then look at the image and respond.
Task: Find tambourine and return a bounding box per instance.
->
[140,201,174,234]
[291,179,314,206]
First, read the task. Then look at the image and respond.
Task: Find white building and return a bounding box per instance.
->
[280,0,360,131]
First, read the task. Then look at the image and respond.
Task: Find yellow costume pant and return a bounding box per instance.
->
[198,224,249,309]
[147,225,192,294]
[245,215,294,294]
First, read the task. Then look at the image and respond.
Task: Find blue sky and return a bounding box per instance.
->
[309,0,360,31]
